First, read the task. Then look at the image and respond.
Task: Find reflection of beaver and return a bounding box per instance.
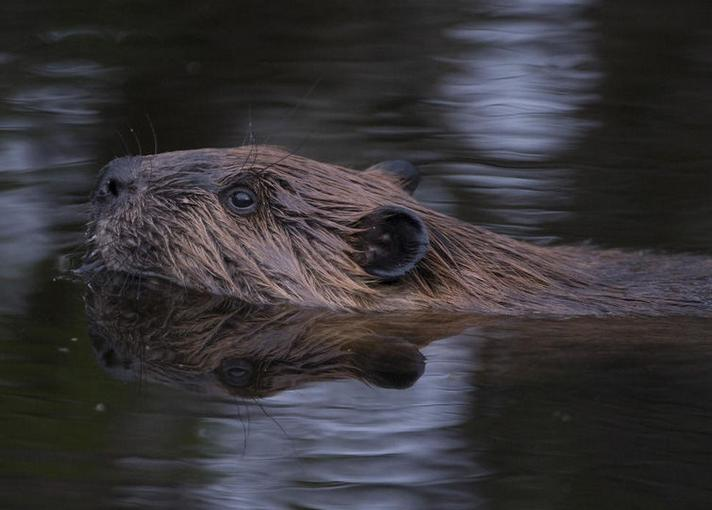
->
[87,275,476,397]
[85,146,712,315]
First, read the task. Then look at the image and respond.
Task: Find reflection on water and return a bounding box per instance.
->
[442,0,600,160]
[4,275,712,509]
[86,275,457,396]
[2,0,712,508]
[83,276,485,509]
[439,0,601,236]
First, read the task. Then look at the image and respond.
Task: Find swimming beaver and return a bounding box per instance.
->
[85,145,712,315]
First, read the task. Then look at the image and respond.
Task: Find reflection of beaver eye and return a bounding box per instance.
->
[216,358,254,388]
[226,188,257,214]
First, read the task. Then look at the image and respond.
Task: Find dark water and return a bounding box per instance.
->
[2,1,712,508]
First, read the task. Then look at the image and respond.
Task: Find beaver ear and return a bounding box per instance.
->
[365,160,420,194]
[353,206,429,281]
[349,339,426,389]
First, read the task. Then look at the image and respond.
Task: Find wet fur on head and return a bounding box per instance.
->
[85,145,712,315]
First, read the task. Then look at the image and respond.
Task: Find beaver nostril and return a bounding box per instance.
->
[95,158,137,202]
[106,178,120,197]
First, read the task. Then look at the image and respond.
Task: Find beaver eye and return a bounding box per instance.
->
[226,188,257,214]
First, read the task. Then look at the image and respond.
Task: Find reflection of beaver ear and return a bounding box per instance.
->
[353,206,430,281]
[350,340,426,389]
[365,160,420,194]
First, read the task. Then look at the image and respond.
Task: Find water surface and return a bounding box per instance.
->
[2,1,712,508]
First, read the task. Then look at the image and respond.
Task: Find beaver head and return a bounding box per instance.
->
[86,145,634,313]
[87,146,443,308]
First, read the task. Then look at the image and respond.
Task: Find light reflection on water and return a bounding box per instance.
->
[189,337,480,510]
[437,0,601,238]
[80,278,485,508]
[442,0,600,160]
[1,0,712,508]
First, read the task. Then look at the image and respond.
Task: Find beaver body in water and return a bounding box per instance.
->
[85,146,712,315]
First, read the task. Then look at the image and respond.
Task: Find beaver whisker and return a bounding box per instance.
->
[263,75,323,147]
[114,129,131,157]
[128,124,142,156]
[145,113,158,156]
[258,135,312,176]
[237,137,257,174]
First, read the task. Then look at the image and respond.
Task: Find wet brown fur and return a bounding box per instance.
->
[86,145,712,316]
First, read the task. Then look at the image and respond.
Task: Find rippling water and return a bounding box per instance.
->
[2,1,712,509]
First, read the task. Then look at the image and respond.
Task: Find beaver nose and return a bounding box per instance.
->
[95,160,136,202]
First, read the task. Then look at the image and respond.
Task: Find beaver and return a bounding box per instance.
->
[87,274,477,396]
[84,145,712,315]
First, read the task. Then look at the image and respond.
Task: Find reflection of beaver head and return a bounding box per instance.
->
[85,146,712,315]
[87,275,476,397]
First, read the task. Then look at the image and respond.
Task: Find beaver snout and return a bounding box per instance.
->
[92,157,141,205]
